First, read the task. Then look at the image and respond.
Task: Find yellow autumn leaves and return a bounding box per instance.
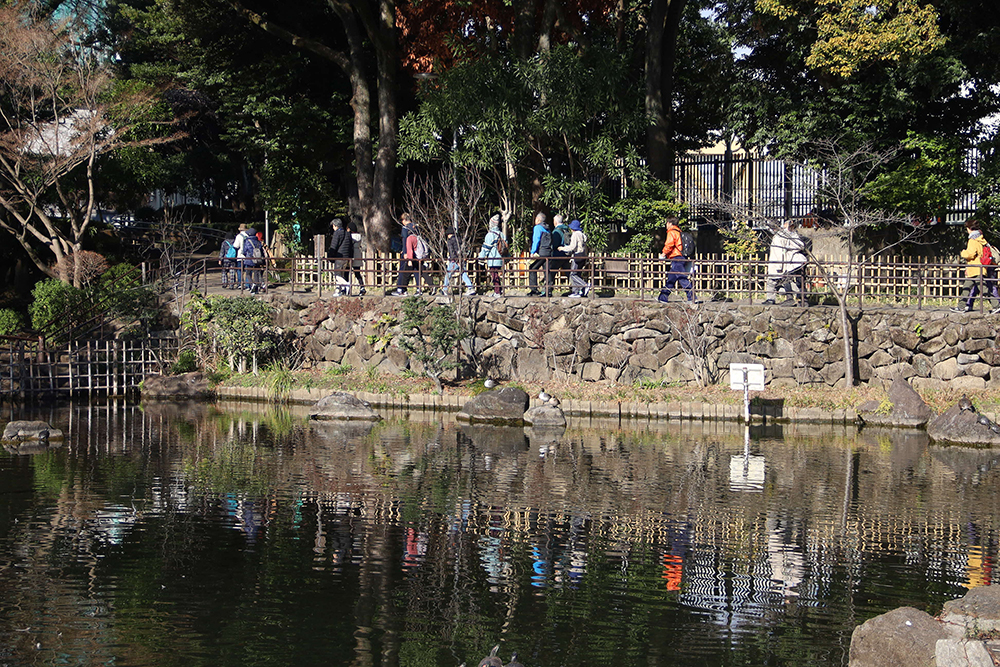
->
[757,0,946,77]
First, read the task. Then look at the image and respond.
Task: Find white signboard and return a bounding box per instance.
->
[729,363,766,391]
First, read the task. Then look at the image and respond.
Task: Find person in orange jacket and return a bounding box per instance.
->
[657,216,696,303]
[954,218,1000,313]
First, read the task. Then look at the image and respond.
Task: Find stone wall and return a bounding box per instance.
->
[271,294,1000,390]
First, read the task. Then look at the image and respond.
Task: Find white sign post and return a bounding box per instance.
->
[729,363,765,424]
[729,362,767,491]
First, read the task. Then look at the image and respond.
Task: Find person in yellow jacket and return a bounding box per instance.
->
[953,218,1000,313]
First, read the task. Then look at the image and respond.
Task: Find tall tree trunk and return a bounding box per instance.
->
[369,0,398,254]
[645,0,687,181]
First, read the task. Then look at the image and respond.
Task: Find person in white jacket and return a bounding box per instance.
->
[558,219,591,297]
[763,219,808,305]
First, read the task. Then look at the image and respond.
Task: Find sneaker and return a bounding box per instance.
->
[526,289,542,296]
[465,287,476,296]
[762,299,776,305]
[414,289,423,296]
[950,306,971,313]
[358,288,366,296]
[582,284,591,297]
[392,288,406,296]
[568,292,583,298]
[657,293,670,304]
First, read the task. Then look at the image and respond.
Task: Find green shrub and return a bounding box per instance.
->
[0,308,23,336]
[170,349,198,374]
[610,179,686,254]
[29,279,87,341]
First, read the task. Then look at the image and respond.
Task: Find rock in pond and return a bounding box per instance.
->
[309,392,382,421]
[927,401,1000,447]
[857,375,934,428]
[523,403,567,428]
[2,421,63,454]
[849,606,959,667]
[2,420,63,443]
[142,372,214,400]
[456,387,530,425]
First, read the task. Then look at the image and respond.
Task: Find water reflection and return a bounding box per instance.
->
[0,401,997,667]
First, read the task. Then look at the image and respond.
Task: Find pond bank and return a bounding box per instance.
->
[217,384,862,424]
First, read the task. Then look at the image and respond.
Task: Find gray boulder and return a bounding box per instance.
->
[927,403,1000,446]
[456,387,530,425]
[849,606,958,667]
[857,375,933,428]
[2,421,63,453]
[142,372,213,400]
[523,404,567,427]
[940,585,1000,634]
[309,392,382,421]
[2,420,63,441]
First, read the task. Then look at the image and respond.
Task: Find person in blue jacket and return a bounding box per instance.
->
[527,212,554,297]
[478,214,506,296]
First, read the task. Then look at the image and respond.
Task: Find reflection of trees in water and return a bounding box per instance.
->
[3,404,1000,665]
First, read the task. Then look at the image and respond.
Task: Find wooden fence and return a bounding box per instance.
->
[0,337,178,398]
[193,253,979,309]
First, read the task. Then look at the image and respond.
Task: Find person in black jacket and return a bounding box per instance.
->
[327,217,354,296]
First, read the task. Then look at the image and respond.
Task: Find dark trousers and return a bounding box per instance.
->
[396,259,421,289]
[528,256,552,291]
[661,259,694,300]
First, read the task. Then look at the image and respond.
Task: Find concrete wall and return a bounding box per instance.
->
[271,294,1000,391]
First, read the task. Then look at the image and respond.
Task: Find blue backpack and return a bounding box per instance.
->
[220,239,236,260]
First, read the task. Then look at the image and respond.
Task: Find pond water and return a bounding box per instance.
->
[1,400,998,667]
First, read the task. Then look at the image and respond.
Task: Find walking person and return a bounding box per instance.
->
[232,224,249,288]
[350,221,366,296]
[763,219,808,305]
[558,219,591,297]
[657,216,696,303]
[238,225,264,293]
[551,213,571,293]
[393,218,426,295]
[953,218,1000,313]
[219,232,237,288]
[440,228,476,296]
[478,214,506,296]
[327,217,354,296]
[527,212,554,296]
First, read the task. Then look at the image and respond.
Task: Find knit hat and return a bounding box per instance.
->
[570,220,581,231]
[489,214,501,229]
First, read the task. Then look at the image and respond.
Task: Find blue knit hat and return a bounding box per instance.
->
[570,220,581,231]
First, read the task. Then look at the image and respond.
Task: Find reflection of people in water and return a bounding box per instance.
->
[662,521,691,592]
[402,527,429,570]
[767,514,805,600]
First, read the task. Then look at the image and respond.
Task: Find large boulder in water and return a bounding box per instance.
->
[309,392,381,421]
[142,372,213,400]
[2,421,63,454]
[927,400,1000,446]
[523,403,567,427]
[849,606,958,667]
[456,387,530,425]
[856,375,933,428]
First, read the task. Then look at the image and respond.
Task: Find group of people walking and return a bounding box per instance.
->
[387,211,592,298]
[219,212,1000,313]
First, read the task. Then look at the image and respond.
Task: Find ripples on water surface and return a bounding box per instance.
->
[0,400,997,667]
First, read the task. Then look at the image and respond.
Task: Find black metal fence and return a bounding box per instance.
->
[672,151,983,225]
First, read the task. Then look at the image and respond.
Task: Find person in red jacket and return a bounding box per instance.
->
[657,216,695,303]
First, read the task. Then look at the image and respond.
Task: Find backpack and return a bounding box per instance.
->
[413,235,429,260]
[537,229,552,257]
[243,235,263,263]
[220,239,236,259]
[982,242,996,267]
[495,233,509,256]
[680,231,696,258]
